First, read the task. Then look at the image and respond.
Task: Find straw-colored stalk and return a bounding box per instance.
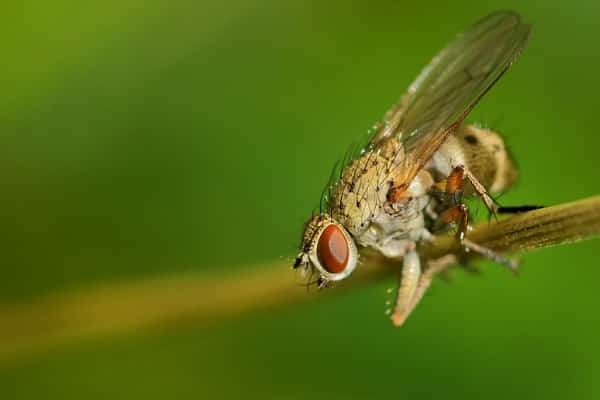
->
[0,195,599,364]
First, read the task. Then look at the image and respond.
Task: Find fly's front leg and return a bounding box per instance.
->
[391,244,420,327]
[391,252,458,327]
[403,254,458,318]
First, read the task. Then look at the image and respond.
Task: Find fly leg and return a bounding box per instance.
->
[391,252,458,327]
[435,166,518,272]
[462,238,519,272]
[433,165,469,240]
[400,255,457,324]
[439,203,469,241]
[432,164,498,214]
[459,165,499,215]
[453,164,542,215]
[391,244,421,327]
[439,198,518,272]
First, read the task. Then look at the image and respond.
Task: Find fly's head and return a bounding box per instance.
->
[293,213,359,288]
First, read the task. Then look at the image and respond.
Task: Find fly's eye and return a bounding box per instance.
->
[317,225,350,273]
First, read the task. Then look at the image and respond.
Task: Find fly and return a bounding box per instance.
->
[294,11,534,326]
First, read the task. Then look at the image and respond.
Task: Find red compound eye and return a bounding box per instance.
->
[317,225,349,273]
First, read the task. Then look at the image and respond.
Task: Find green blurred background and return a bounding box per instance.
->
[1,0,600,398]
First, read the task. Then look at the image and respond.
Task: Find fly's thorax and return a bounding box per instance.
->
[328,148,398,236]
[327,136,434,255]
[356,200,429,258]
[356,169,432,249]
[431,124,518,195]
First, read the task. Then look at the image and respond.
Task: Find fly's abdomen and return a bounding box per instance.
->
[434,124,518,196]
[458,125,518,194]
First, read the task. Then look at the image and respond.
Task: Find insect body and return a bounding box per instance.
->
[294,11,531,326]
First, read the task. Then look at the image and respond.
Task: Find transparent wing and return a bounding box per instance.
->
[371,11,531,181]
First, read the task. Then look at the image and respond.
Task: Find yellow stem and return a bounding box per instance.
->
[0,195,599,365]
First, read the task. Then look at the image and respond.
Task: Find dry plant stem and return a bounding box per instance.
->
[0,195,599,365]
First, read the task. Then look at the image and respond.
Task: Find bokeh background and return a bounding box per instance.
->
[2,0,600,399]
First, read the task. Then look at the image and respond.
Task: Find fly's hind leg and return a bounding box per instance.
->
[462,238,519,272]
[460,165,500,215]
[434,165,518,272]
[432,164,499,215]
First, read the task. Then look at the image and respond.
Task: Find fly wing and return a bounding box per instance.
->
[371,11,531,182]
